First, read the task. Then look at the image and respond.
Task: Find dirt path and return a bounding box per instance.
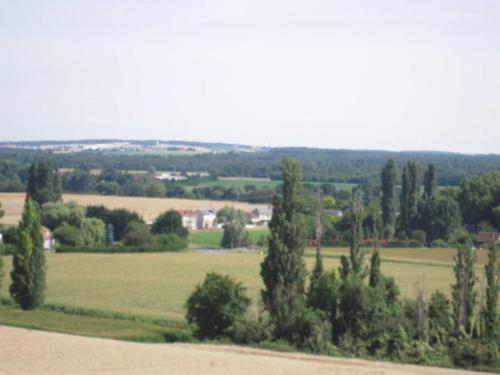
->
[0,326,490,375]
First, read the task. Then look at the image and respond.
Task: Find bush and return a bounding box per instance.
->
[186,272,250,340]
[154,234,188,251]
[122,221,152,246]
[450,339,498,369]
[431,239,449,248]
[408,240,423,248]
[151,210,188,239]
[53,223,84,246]
[411,230,427,244]
[228,316,273,345]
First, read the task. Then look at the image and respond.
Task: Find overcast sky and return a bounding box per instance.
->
[1,1,499,153]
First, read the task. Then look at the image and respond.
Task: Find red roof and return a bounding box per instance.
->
[476,231,500,244]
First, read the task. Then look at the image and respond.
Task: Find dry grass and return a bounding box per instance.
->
[1,249,487,322]
[0,192,267,225]
[1,326,483,375]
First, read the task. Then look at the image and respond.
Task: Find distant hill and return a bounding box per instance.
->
[1,140,500,185]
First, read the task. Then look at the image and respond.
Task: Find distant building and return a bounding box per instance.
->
[41,226,55,251]
[196,209,217,230]
[250,207,273,225]
[475,231,500,248]
[179,210,197,230]
[325,209,344,218]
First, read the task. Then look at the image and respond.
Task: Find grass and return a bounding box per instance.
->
[1,247,488,323]
[190,229,270,248]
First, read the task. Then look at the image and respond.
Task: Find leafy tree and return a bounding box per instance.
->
[146,182,166,197]
[369,251,381,288]
[41,201,85,230]
[307,270,339,329]
[416,194,461,244]
[260,159,307,338]
[216,206,248,249]
[26,160,62,206]
[451,246,477,336]
[152,209,188,239]
[399,161,420,237]
[53,223,84,246]
[423,164,437,197]
[381,160,396,239]
[428,290,451,344]
[122,221,152,246]
[482,243,499,339]
[86,205,143,240]
[349,190,365,276]
[186,272,250,339]
[105,223,114,246]
[10,198,46,310]
[81,217,105,245]
[0,200,4,219]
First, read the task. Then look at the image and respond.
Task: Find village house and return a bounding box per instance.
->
[250,206,273,226]
[475,231,500,248]
[41,226,55,251]
[196,209,217,230]
[179,210,197,230]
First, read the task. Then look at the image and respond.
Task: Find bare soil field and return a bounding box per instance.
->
[0,192,266,225]
[0,326,489,375]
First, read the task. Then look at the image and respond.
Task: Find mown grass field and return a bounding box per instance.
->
[193,178,357,192]
[190,229,270,248]
[0,247,488,323]
[0,193,267,225]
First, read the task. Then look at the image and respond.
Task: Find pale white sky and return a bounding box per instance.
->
[1,1,499,153]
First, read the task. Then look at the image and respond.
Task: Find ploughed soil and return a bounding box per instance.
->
[0,326,491,375]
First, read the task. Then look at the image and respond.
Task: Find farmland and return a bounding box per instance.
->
[0,192,267,225]
[0,248,488,322]
[190,229,269,248]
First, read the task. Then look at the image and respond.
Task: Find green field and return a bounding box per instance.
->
[190,229,269,248]
[0,247,488,323]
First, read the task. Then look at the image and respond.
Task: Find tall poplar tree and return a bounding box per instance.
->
[10,198,46,310]
[381,160,396,239]
[424,164,437,197]
[451,246,477,335]
[482,243,499,339]
[261,159,306,337]
[350,190,365,275]
[399,161,421,237]
[26,160,62,206]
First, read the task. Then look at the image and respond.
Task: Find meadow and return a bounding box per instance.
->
[0,192,267,225]
[0,247,488,322]
[190,229,269,248]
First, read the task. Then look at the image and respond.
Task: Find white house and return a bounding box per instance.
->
[179,210,198,230]
[196,209,217,230]
[250,206,273,225]
[41,226,55,251]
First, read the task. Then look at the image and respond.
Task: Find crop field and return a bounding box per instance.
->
[0,193,267,225]
[0,247,488,322]
[193,178,357,192]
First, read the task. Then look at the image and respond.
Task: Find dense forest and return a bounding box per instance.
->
[2,144,500,185]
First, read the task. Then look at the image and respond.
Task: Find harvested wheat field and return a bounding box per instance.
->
[0,326,489,375]
[0,192,267,225]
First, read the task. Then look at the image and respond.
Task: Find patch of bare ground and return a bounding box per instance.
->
[0,326,491,375]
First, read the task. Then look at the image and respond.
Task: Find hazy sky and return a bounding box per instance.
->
[1,1,499,153]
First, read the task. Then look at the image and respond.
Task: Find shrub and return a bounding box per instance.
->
[411,230,427,244]
[122,221,152,246]
[431,239,449,248]
[186,273,250,339]
[53,223,84,246]
[408,240,423,248]
[228,316,273,345]
[450,339,498,369]
[151,210,188,239]
[154,234,188,251]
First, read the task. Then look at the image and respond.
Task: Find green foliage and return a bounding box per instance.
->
[482,244,499,339]
[53,223,84,246]
[349,190,366,276]
[41,201,85,230]
[227,316,273,345]
[122,221,152,246]
[428,290,452,345]
[26,160,62,206]
[151,210,188,239]
[0,200,4,219]
[431,239,448,248]
[307,270,339,328]
[381,160,396,239]
[399,161,420,237]
[424,164,437,197]
[459,172,500,230]
[217,206,248,249]
[9,198,46,310]
[451,246,477,335]
[416,194,461,244]
[261,159,307,338]
[154,234,188,251]
[369,251,382,288]
[105,223,114,246]
[186,272,250,339]
[86,205,144,240]
[450,339,498,369]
